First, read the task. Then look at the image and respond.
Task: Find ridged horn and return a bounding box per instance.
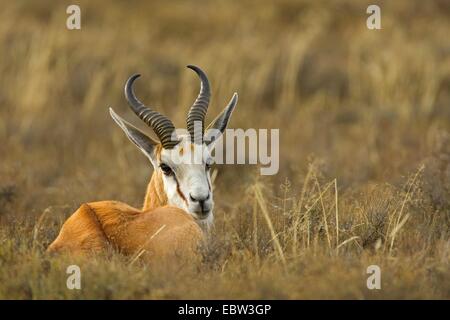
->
[124,74,179,149]
[186,65,211,144]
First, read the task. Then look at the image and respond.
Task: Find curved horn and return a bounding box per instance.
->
[186,65,211,143]
[124,74,178,149]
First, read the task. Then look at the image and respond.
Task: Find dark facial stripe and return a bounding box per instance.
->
[172,174,188,206]
[207,174,212,192]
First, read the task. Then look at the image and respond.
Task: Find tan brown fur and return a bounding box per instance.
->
[47,157,204,263]
[143,170,168,211]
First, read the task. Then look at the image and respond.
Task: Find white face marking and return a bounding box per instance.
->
[158,134,214,222]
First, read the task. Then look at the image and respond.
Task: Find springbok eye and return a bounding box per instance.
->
[160,163,173,176]
[205,160,213,170]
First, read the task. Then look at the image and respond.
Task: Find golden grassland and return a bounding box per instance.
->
[0,0,449,299]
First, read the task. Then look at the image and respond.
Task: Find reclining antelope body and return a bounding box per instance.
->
[47,65,238,262]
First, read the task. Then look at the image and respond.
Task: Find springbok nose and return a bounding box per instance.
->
[189,192,211,216]
[189,193,210,204]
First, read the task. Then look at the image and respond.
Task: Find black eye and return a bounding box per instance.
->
[160,163,173,176]
[206,161,213,170]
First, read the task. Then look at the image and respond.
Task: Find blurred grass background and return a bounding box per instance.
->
[0,0,449,299]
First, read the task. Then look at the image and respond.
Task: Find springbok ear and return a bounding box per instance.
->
[109,108,159,164]
[204,93,238,145]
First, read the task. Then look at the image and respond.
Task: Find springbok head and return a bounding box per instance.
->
[109,65,238,226]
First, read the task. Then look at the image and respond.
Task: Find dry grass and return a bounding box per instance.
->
[0,0,449,299]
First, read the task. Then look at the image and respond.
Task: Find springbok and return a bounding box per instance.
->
[47,65,238,262]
